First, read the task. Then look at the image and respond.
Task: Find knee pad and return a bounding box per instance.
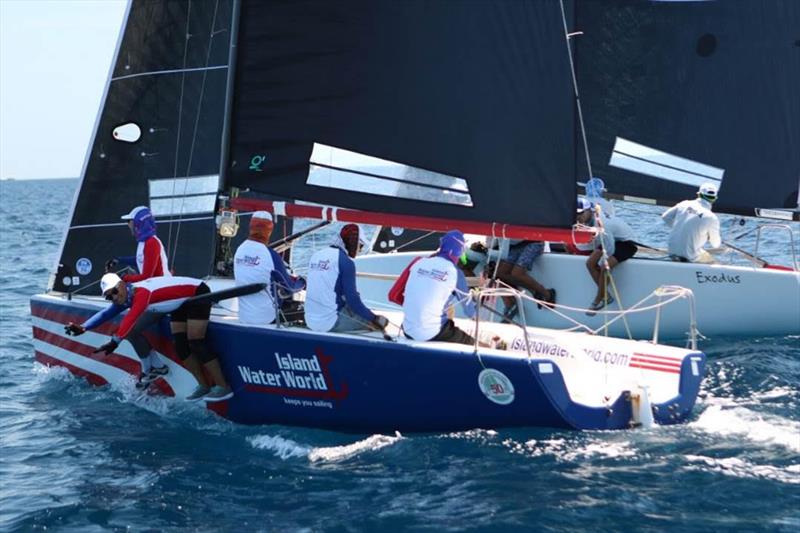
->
[189,338,215,364]
[173,332,190,361]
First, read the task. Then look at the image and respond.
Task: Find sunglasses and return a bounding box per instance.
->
[104,288,119,301]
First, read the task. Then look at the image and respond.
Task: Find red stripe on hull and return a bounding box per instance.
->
[35,351,108,386]
[632,352,684,364]
[629,362,680,374]
[31,303,180,363]
[630,357,681,371]
[33,326,142,375]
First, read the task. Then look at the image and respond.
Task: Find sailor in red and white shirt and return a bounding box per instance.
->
[111,206,171,282]
[76,274,233,402]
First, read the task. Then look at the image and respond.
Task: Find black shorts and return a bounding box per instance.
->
[431,319,475,346]
[171,282,211,322]
[612,240,638,263]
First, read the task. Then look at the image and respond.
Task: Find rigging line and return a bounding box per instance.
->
[69,215,215,231]
[170,0,222,268]
[558,0,593,182]
[390,230,438,253]
[111,64,227,82]
[166,0,193,264]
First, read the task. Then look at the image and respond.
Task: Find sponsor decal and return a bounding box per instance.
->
[583,348,630,366]
[235,254,261,267]
[510,337,572,358]
[391,227,404,237]
[249,154,266,172]
[237,348,348,403]
[478,368,515,405]
[75,258,92,276]
[695,271,740,284]
[416,267,449,282]
[309,259,331,271]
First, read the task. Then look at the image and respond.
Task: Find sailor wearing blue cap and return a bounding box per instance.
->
[401,230,477,344]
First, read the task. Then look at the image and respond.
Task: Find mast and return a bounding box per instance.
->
[217,0,241,187]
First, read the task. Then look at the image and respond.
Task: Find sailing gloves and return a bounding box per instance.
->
[105,258,118,273]
[64,323,86,336]
[94,338,120,355]
[371,315,389,331]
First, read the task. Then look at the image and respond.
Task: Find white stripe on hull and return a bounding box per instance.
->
[33,315,198,396]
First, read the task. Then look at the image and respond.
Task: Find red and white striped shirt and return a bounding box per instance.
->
[122,236,171,283]
[116,276,204,339]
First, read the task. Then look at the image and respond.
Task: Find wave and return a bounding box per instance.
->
[249,432,403,463]
[690,403,800,453]
[684,455,800,485]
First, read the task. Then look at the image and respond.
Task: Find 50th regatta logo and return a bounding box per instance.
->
[237,348,349,406]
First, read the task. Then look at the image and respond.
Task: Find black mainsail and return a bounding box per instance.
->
[226,0,578,231]
[575,0,800,220]
[51,0,235,293]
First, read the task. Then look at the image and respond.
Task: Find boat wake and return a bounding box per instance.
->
[683,455,800,485]
[690,401,800,453]
[249,432,404,463]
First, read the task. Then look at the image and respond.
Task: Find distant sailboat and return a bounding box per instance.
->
[356,0,800,341]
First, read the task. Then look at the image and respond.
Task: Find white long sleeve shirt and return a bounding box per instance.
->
[661,198,721,261]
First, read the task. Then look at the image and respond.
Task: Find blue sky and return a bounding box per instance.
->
[0,0,126,180]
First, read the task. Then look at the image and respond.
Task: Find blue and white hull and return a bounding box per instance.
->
[31,293,705,432]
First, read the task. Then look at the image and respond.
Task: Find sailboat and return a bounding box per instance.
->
[31,0,706,431]
[355,0,800,341]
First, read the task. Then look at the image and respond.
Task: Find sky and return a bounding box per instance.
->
[0,0,127,180]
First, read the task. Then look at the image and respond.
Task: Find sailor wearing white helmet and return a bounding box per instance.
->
[65,273,234,402]
[661,182,722,263]
[64,273,168,388]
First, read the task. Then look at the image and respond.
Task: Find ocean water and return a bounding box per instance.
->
[1,178,798,531]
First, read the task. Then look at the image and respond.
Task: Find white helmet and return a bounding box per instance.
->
[100,273,122,295]
[698,182,719,201]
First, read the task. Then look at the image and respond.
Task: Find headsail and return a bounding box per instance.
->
[226,0,578,231]
[51,0,235,293]
[576,0,800,219]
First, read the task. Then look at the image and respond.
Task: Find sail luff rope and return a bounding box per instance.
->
[170,0,222,268]
[165,0,193,265]
[558,0,593,182]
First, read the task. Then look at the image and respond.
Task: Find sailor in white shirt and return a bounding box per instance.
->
[661,182,722,264]
[305,224,388,333]
[577,198,638,314]
[402,230,477,344]
[234,211,305,325]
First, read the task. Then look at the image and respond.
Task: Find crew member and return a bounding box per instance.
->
[111,206,171,282]
[305,224,388,333]
[99,205,171,382]
[401,230,477,344]
[69,273,233,402]
[234,211,305,325]
[661,182,722,263]
[493,238,555,320]
[577,198,638,314]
